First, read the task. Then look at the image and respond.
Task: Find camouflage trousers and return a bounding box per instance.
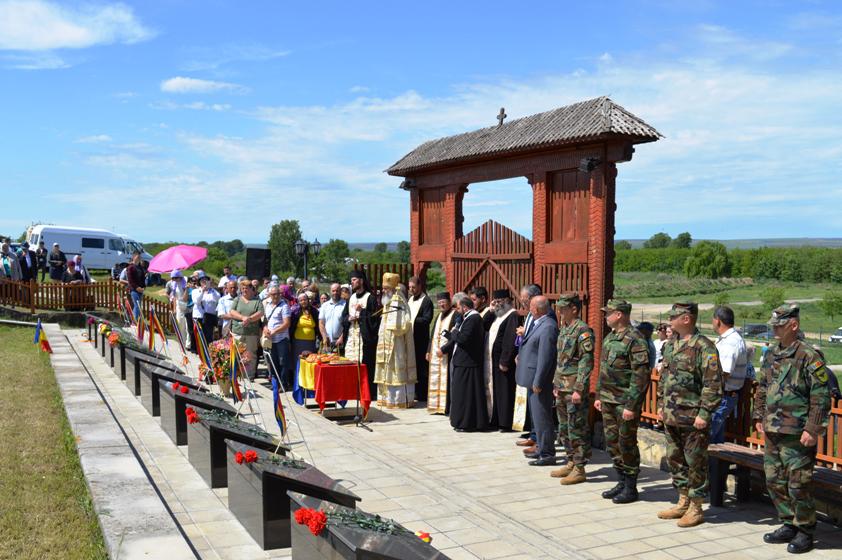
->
[555,390,592,466]
[601,402,640,476]
[665,424,710,499]
[764,432,818,533]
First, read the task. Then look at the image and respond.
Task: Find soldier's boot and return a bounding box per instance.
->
[612,475,639,504]
[787,531,814,554]
[560,465,586,486]
[550,463,574,479]
[601,471,625,499]
[763,524,797,544]
[657,491,690,519]
[676,498,704,528]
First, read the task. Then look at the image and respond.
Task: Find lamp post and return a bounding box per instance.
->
[294,238,321,281]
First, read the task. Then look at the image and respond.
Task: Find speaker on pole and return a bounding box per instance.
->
[246,248,271,280]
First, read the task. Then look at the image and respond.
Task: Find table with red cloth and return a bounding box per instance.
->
[313,363,371,416]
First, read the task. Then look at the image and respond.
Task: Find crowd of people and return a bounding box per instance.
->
[0,239,93,284]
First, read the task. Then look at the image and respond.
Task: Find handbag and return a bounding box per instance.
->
[261,302,282,350]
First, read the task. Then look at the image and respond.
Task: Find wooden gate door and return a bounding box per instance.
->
[451,220,533,300]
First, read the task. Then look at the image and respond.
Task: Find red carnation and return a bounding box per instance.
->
[307,510,327,536]
[179,385,189,394]
[244,450,258,463]
[294,508,313,525]
[235,451,244,464]
[172,382,181,390]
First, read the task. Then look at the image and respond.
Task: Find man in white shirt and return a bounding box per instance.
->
[217,280,237,338]
[319,283,346,350]
[710,305,748,443]
[169,269,190,348]
[217,265,238,289]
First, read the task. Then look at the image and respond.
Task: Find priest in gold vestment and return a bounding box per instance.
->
[374,273,417,408]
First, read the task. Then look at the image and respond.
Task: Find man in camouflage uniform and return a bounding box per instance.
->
[595,299,650,504]
[754,305,831,555]
[657,302,723,527]
[549,293,594,485]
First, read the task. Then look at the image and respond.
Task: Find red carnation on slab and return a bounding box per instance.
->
[307,510,328,536]
[235,451,244,464]
[294,508,313,525]
[172,382,180,390]
[244,450,258,463]
[179,385,189,394]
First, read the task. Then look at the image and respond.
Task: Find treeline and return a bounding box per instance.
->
[616,245,842,283]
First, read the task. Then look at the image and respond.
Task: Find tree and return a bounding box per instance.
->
[373,242,388,254]
[396,241,411,263]
[760,286,785,310]
[671,232,692,249]
[16,230,27,243]
[268,220,303,279]
[615,240,632,251]
[819,291,842,322]
[713,292,731,306]
[313,239,351,282]
[684,241,730,279]
[643,232,672,249]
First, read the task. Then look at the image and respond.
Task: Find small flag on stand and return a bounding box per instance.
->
[271,376,287,436]
[150,309,167,348]
[123,298,135,325]
[230,337,243,403]
[194,322,212,369]
[170,310,187,355]
[33,319,52,353]
[136,312,146,344]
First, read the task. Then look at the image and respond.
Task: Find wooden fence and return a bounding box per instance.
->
[0,278,173,331]
[641,370,842,469]
[352,263,414,293]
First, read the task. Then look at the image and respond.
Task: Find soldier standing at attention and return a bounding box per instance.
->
[550,293,594,485]
[594,299,650,504]
[657,302,723,527]
[754,305,831,555]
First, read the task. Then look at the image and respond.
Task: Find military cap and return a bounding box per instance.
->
[601,298,631,314]
[768,304,799,326]
[491,288,511,300]
[556,292,581,307]
[667,301,699,318]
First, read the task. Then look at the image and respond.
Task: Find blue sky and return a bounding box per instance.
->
[1,0,841,244]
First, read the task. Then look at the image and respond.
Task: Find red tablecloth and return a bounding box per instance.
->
[314,363,371,415]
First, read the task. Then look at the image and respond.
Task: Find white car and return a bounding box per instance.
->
[829,328,842,344]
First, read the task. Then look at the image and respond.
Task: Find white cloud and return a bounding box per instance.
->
[2,51,69,69]
[76,134,112,143]
[0,0,154,51]
[160,76,247,94]
[349,85,369,93]
[150,100,232,111]
[181,43,291,72]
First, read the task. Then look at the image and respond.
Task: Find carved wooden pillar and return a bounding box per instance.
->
[442,183,467,294]
[409,186,422,276]
[530,171,548,286]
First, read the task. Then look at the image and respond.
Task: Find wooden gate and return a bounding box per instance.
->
[451,220,532,299]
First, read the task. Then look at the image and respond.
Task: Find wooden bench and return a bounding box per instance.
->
[709,442,842,508]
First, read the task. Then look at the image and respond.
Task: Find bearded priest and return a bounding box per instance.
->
[374,273,417,408]
[486,289,521,431]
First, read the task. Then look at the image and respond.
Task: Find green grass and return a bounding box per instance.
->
[0,326,107,560]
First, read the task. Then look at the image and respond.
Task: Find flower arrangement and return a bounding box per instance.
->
[107,331,120,347]
[87,317,96,325]
[234,450,258,464]
[185,406,199,424]
[198,338,252,385]
[98,323,111,336]
[293,507,432,543]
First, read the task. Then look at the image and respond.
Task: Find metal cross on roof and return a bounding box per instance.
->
[497,107,507,127]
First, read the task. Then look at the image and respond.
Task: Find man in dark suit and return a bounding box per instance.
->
[441,293,488,431]
[516,295,560,466]
[18,243,37,281]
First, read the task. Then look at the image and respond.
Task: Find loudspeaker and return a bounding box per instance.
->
[246,248,271,280]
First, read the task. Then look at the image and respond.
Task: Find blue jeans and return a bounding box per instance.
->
[130,290,143,321]
[710,393,739,444]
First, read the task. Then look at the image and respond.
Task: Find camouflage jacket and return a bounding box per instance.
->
[753,339,831,437]
[659,329,723,426]
[554,318,594,394]
[596,326,650,409]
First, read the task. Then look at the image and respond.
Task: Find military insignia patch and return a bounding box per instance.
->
[706,353,719,370]
[581,337,594,352]
[807,360,829,383]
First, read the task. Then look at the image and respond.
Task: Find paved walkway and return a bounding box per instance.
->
[65,328,842,559]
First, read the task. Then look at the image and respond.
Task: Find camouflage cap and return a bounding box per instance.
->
[556,292,581,307]
[768,304,799,326]
[601,298,631,314]
[667,301,699,318]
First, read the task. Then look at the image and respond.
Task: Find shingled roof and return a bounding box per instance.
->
[387,96,661,176]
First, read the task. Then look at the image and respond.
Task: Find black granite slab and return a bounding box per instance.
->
[140,365,200,417]
[159,380,236,446]
[100,332,107,357]
[226,442,359,550]
[126,353,182,397]
[287,492,449,560]
[109,343,115,368]
[187,415,287,489]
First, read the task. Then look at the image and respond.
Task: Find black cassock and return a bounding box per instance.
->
[409,294,434,401]
[340,291,381,389]
[441,311,488,431]
[489,311,521,430]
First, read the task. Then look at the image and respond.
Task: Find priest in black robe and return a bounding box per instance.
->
[440,293,488,431]
[487,289,521,431]
[341,270,380,389]
[407,276,433,402]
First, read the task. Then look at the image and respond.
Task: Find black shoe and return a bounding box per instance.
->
[764,524,798,544]
[612,475,639,504]
[524,451,540,459]
[602,473,625,499]
[786,531,813,554]
[528,457,557,466]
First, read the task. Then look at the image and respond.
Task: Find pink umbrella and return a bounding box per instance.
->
[148,245,208,273]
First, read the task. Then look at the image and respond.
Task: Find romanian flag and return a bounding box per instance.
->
[194,322,212,369]
[150,310,167,350]
[230,337,243,403]
[170,310,187,355]
[270,376,287,436]
[33,319,52,353]
[123,298,135,325]
[136,312,145,345]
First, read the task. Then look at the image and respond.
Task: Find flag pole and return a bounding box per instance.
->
[264,350,315,466]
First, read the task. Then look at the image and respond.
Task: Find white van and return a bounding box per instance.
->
[27,225,153,270]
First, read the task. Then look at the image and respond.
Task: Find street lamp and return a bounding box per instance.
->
[294,238,321,281]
